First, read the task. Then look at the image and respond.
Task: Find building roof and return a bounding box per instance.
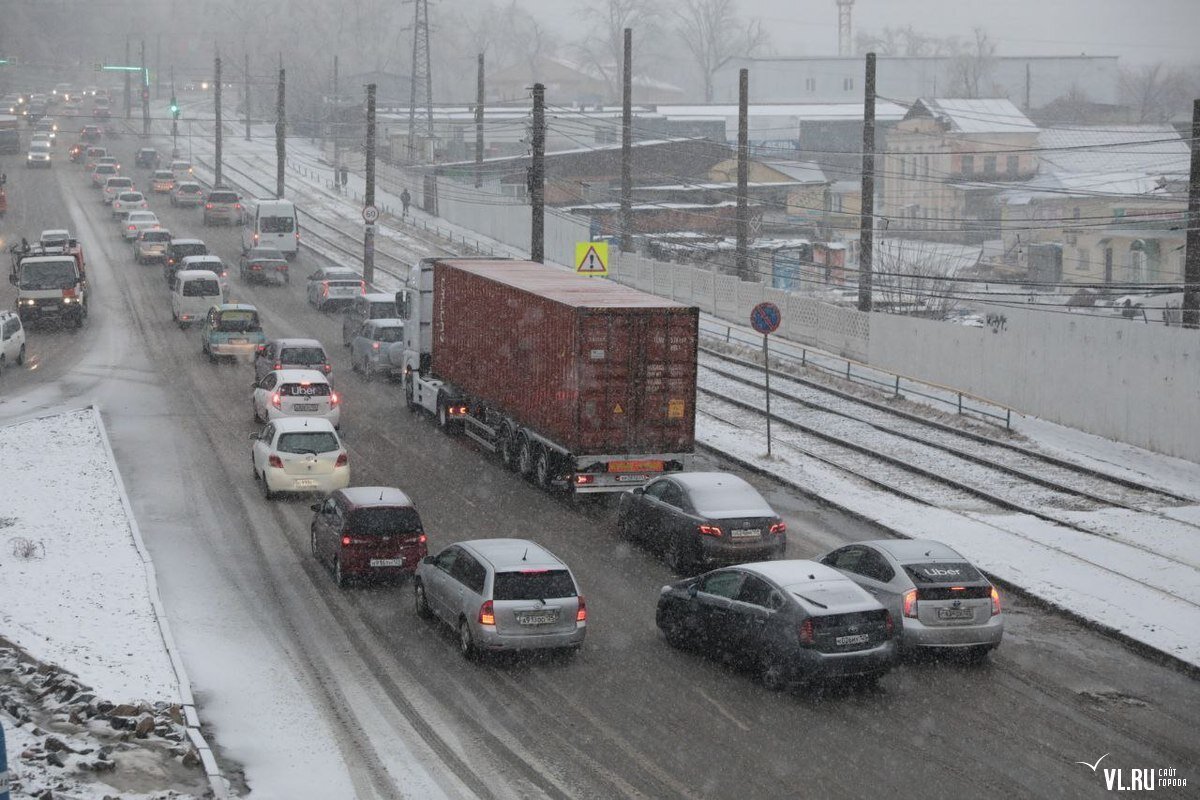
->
[1037,125,1189,175]
[656,102,907,121]
[998,170,1176,204]
[563,200,741,212]
[434,137,726,170]
[907,98,1038,134]
[759,160,828,184]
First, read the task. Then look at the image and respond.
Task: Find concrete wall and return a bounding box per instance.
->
[868,306,1200,462]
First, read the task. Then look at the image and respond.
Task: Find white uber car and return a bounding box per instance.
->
[249,417,349,500]
[252,368,341,428]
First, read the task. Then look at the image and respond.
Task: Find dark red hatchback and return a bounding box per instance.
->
[310,486,429,587]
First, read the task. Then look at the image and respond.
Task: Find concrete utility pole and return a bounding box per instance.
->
[332,55,339,176]
[735,68,751,281]
[858,52,877,313]
[530,82,545,263]
[474,53,485,188]
[140,40,150,136]
[124,37,131,119]
[155,34,161,99]
[1183,99,1200,327]
[243,52,251,141]
[620,27,633,253]
[214,54,223,186]
[275,66,285,199]
[364,83,377,286]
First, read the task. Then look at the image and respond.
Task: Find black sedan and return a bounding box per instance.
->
[655,560,897,690]
[616,472,786,573]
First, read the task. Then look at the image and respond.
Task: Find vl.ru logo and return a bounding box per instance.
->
[1075,754,1188,791]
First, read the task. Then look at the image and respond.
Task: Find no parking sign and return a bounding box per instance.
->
[750,302,783,456]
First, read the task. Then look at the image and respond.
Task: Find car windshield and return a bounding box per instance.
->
[373,326,404,343]
[492,570,577,601]
[214,310,260,331]
[29,142,50,151]
[276,431,339,454]
[347,507,423,537]
[369,302,398,318]
[282,382,331,397]
[183,279,220,297]
[261,216,294,233]
[20,260,77,289]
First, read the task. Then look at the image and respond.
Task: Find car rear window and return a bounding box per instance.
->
[208,192,238,203]
[492,569,576,601]
[179,185,201,194]
[154,171,172,179]
[903,562,984,584]
[175,244,208,257]
[372,326,403,343]
[214,310,260,331]
[369,301,397,318]
[280,347,327,365]
[281,382,330,397]
[117,193,142,202]
[182,279,220,297]
[276,432,339,454]
[143,231,171,242]
[347,507,423,537]
[261,216,294,233]
[107,178,132,188]
[95,165,116,174]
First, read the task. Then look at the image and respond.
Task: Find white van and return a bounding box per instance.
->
[171,269,223,328]
[242,199,299,260]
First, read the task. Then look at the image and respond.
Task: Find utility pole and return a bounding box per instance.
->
[858,52,877,313]
[243,52,251,141]
[1183,99,1200,327]
[214,54,223,187]
[406,0,434,162]
[155,34,161,99]
[364,83,377,286]
[474,53,485,188]
[332,55,339,177]
[140,39,150,136]
[1024,62,1032,113]
[620,27,633,253]
[275,65,286,199]
[530,83,545,263]
[735,68,751,281]
[170,67,178,156]
[124,37,132,119]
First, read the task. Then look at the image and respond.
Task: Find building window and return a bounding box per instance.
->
[923,155,930,177]
[1076,249,1091,273]
[1073,207,1081,222]
[843,77,854,91]
[805,78,816,92]
[962,154,974,175]
[984,155,997,175]
[1007,155,1019,175]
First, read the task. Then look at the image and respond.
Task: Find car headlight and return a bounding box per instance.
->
[63,297,78,304]
[20,299,36,306]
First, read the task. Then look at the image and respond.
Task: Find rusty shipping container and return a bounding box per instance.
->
[431,259,697,457]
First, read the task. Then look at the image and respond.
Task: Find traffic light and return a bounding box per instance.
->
[169,95,180,118]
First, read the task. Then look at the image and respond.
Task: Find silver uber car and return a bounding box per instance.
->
[414,539,587,659]
[820,540,1003,658]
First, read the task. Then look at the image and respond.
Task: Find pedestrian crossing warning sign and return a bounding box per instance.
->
[575,241,609,276]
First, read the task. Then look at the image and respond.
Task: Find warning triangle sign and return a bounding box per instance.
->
[575,241,609,276]
[578,246,605,273]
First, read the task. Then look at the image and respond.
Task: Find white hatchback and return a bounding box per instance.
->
[0,311,26,375]
[111,191,149,217]
[250,417,349,500]
[179,255,230,299]
[122,211,160,240]
[252,368,341,428]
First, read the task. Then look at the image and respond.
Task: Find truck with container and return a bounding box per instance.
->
[0,114,20,154]
[9,237,89,327]
[394,258,698,496]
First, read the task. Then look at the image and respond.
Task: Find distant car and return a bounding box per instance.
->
[201,303,266,362]
[203,188,242,225]
[101,176,135,204]
[656,560,896,690]
[79,125,103,143]
[310,487,429,588]
[68,143,87,163]
[121,211,161,240]
[134,229,173,264]
[178,255,230,299]
[135,147,159,169]
[171,181,203,207]
[110,191,148,218]
[169,160,193,181]
[26,140,52,168]
[34,119,57,141]
[239,252,289,285]
[414,539,587,660]
[341,292,398,346]
[306,267,364,311]
[91,163,118,187]
[96,156,119,171]
[252,368,341,427]
[253,338,332,383]
[92,98,112,118]
[30,132,52,147]
[165,238,208,271]
[250,417,349,500]
[39,229,72,249]
[151,170,176,193]
[84,147,107,170]
[0,311,27,375]
[819,540,1003,659]
[616,473,787,574]
[350,319,405,380]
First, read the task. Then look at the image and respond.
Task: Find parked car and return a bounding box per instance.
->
[249,417,349,500]
[134,229,173,264]
[201,303,266,362]
[310,487,429,588]
[341,292,398,346]
[253,338,332,383]
[172,181,204,207]
[121,211,161,241]
[0,311,27,376]
[656,560,896,690]
[151,169,175,193]
[349,319,405,380]
[616,473,787,574]
[306,267,364,311]
[251,368,341,428]
[414,539,587,660]
[203,188,242,225]
[819,540,1003,659]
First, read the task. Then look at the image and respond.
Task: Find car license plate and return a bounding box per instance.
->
[730,528,761,539]
[836,633,869,646]
[517,611,559,626]
[937,608,975,621]
[370,559,404,568]
[294,478,319,489]
[293,404,319,412]
[615,473,648,483]
[230,338,246,344]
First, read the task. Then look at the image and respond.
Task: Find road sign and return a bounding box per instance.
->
[750,301,782,335]
[575,241,608,276]
[362,205,379,223]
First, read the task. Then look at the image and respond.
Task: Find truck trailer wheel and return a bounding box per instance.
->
[534,449,554,489]
[517,436,536,477]
[498,426,519,471]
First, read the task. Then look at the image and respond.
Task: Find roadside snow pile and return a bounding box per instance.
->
[0,408,179,703]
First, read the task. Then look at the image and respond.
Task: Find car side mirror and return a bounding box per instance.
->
[422,555,435,565]
[310,502,322,512]
[7,274,15,285]
[248,432,259,440]
[631,487,644,495]
[686,584,699,598]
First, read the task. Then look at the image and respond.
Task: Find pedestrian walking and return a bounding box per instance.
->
[400,187,411,218]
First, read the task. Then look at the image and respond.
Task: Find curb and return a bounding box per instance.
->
[695,440,1200,681]
[89,405,230,798]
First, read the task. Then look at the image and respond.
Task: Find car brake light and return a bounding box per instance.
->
[697,524,722,537]
[322,363,331,373]
[127,225,135,231]
[372,341,380,351]
[335,452,348,467]
[769,522,787,534]
[902,588,918,618]
[478,600,495,626]
[576,595,587,623]
[990,586,1001,616]
[271,392,281,408]
[885,611,894,638]
[235,203,241,209]
[574,474,594,485]
[330,391,340,406]
[798,618,815,645]
[205,203,213,209]
[268,454,283,468]
[341,535,352,546]
[273,362,281,370]
[322,281,329,296]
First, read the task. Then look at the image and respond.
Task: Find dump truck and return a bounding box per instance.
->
[9,236,88,327]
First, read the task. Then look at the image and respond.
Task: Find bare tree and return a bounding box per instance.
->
[873,239,973,318]
[1119,62,1190,123]
[856,25,959,57]
[576,0,663,101]
[948,28,998,98]
[672,0,768,102]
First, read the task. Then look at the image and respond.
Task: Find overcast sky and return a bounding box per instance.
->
[515,0,1198,65]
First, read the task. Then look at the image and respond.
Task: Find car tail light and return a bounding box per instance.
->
[417,533,427,544]
[359,281,366,294]
[372,341,380,351]
[478,600,495,626]
[697,524,722,537]
[335,452,348,467]
[769,522,787,534]
[127,224,135,231]
[322,363,332,373]
[885,611,894,638]
[576,595,587,623]
[322,281,329,296]
[990,586,1001,616]
[449,405,467,417]
[253,233,259,243]
[902,588,918,618]
[341,535,352,546]
[330,391,340,407]
[234,203,241,209]
[273,362,281,370]
[574,474,594,485]
[267,454,283,468]
[271,392,281,408]
[205,203,213,209]
[798,618,815,646]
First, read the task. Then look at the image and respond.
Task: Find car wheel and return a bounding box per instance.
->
[362,361,375,382]
[253,400,262,423]
[350,352,360,374]
[16,345,25,366]
[334,556,347,588]
[283,272,290,285]
[658,611,688,649]
[666,533,696,575]
[517,436,535,477]
[260,471,275,500]
[414,580,432,619]
[534,448,553,488]
[760,653,789,691]
[310,527,319,560]
[497,428,518,471]
[0,354,5,377]
[458,618,477,661]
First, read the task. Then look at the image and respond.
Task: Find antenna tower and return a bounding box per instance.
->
[407,0,434,163]
[836,0,854,56]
